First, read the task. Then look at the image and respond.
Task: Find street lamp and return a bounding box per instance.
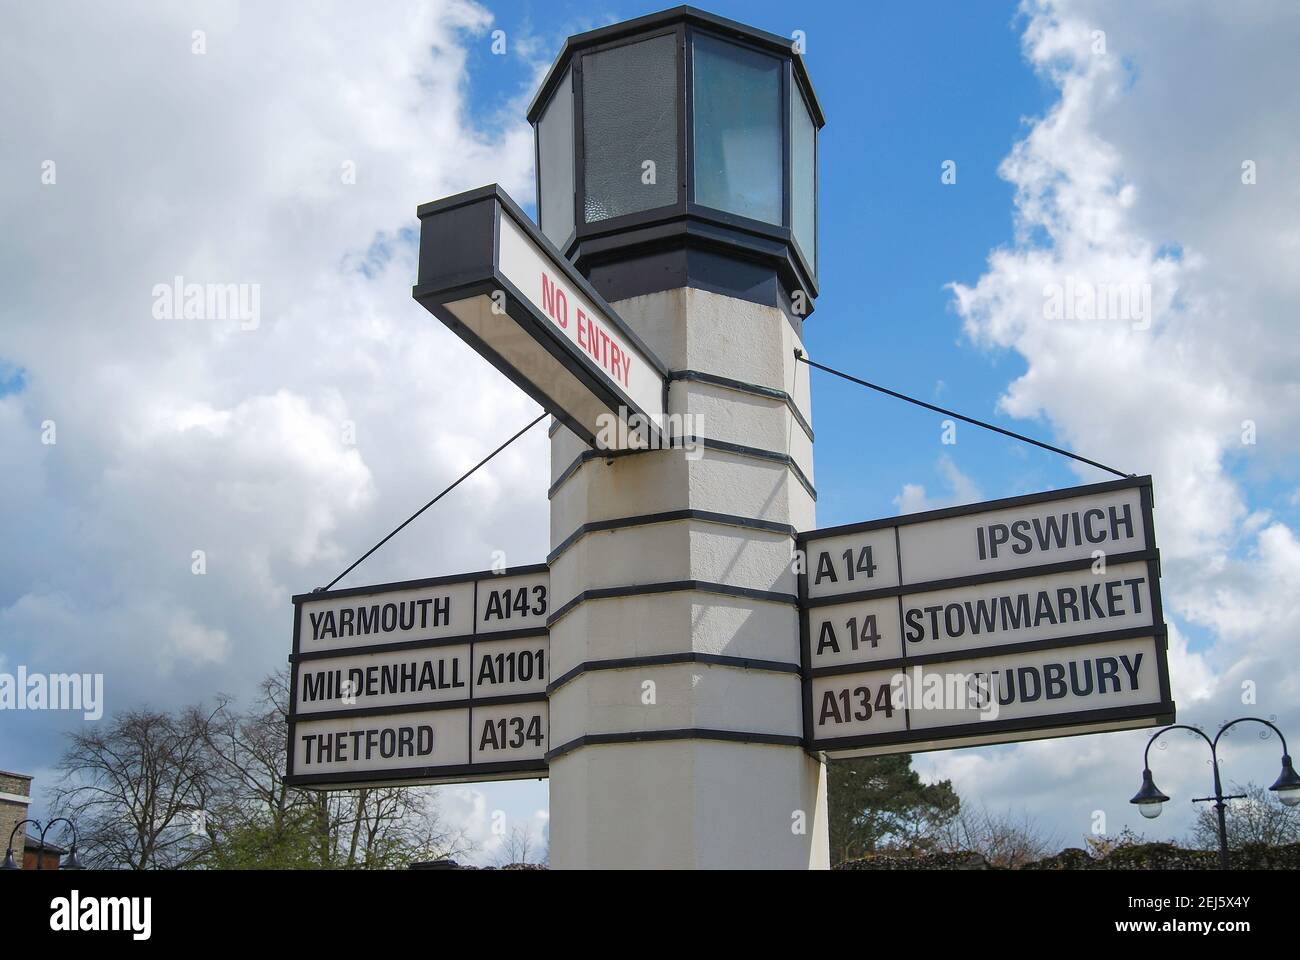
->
[528,6,824,317]
[40,818,84,871]
[1131,717,1300,869]
[2,818,39,870]
[1,817,84,870]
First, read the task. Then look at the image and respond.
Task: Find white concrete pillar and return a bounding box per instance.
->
[547,286,828,869]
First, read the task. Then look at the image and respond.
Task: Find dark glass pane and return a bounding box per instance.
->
[581,34,679,223]
[538,67,575,249]
[692,34,781,224]
[791,87,816,271]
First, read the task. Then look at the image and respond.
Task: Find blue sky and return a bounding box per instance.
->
[422,0,1299,850]
[4,0,1299,863]
[465,1,1105,519]
[437,1,1078,854]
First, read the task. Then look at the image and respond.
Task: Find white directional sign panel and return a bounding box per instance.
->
[413,184,669,450]
[287,564,551,788]
[798,476,1174,758]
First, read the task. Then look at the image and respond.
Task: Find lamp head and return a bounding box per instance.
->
[1130,768,1170,819]
[1270,754,1300,807]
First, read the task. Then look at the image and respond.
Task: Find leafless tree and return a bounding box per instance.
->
[49,708,217,869]
[1188,782,1300,850]
[195,673,295,834]
[192,670,474,869]
[48,671,476,869]
[1085,826,1145,859]
[492,822,545,867]
[936,804,1059,868]
[325,786,474,868]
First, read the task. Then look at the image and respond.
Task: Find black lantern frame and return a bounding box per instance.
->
[527,6,825,317]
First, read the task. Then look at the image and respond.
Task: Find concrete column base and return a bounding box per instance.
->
[546,288,829,869]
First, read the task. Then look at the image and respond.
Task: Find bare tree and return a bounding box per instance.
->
[1189,782,1300,850]
[49,672,477,869]
[49,708,217,869]
[190,671,319,869]
[936,804,1059,868]
[195,673,295,835]
[193,670,474,869]
[492,822,545,867]
[326,786,473,868]
[1085,826,1145,859]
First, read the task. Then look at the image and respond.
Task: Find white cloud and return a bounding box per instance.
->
[7,0,1300,859]
[441,784,550,865]
[893,454,982,514]
[922,0,1300,844]
[0,0,548,824]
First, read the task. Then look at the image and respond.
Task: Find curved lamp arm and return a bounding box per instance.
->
[5,818,40,852]
[1213,716,1289,755]
[39,817,77,847]
[1142,723,1216,770]
[38,818,80,870]
[2,818,41,869]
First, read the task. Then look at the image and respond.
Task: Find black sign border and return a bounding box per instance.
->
[412,184,670,449]
[287,563,550,788]
[797,475,1176,757]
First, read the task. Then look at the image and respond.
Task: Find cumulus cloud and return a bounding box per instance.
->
[7,0,1299,857]
[894,454,983,514]
[920,0,1300,843]
[441,785,550,865]
[0,0,549,806]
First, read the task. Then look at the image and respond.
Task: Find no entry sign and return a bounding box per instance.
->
[412,184,669,449]
[798,476,1175,758]
[286,564,550,788]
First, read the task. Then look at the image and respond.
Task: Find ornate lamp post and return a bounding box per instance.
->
[1,817,84,870]
[1,818,39,870]
[1131,717,1300,869]
[38,818,84,870]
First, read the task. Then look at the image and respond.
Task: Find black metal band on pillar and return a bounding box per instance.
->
[546,729,805,762]
[795,351,1133,480]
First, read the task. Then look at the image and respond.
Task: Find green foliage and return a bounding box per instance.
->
[203,812,324,870]
[827,753,960,865]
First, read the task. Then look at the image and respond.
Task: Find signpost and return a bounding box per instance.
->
[411,184,669,450]
[282,10,1187,869]
[798,476,1175,758]
[286,564,550,788]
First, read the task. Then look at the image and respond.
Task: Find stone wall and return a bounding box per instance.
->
[834,842,1300,869]
[0,771,33,868]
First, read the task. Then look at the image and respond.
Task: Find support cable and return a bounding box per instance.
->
[795,350,1131,480]
[319,411,548,592]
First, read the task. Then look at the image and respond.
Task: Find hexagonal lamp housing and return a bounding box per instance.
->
[528,6,824,318]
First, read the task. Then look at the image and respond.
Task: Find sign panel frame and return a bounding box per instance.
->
[797,475,1176,758]
[286,563,551,789]
[412,184,669,449]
